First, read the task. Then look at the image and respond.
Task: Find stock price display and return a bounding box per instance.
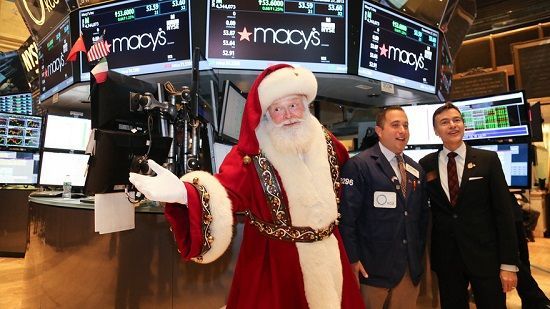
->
[38,17,74,101]
[79,0,192,80]
[207,0,347,73]
[0,113,42,149]
[358,1,439,93]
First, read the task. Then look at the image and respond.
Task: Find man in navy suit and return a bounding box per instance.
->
[340,106,429,309]
[418,103,518,309]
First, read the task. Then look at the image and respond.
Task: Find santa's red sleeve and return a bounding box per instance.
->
[164,171,234,264]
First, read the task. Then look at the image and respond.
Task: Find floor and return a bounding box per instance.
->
[1,238,549,308]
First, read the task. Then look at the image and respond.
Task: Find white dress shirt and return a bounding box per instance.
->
[378,142,403,183]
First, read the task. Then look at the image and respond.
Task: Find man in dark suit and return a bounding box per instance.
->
[340,106,430,309]
[418,103,518,309]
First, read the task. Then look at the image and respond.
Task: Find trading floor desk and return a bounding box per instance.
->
[25,197,240,308]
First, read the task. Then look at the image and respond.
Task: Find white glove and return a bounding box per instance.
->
[128,159,187,205]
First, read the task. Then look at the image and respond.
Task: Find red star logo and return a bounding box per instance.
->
[238,27,252,41]
[379,44,388,57]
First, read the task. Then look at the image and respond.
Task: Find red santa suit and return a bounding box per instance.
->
[164,64,364,309]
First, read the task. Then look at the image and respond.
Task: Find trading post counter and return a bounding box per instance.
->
[24,197,241,308]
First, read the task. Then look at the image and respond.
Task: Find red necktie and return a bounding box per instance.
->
[396,154,407,197]
[447,152,459,206]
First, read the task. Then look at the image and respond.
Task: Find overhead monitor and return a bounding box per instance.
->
[206,0,348,73]
[38,17,74,101]
[0,92,33,115]
[0,150,40,185]
[39,152,90,187]
[43,115,91,151]
[472,143,530,189]
[14,0,71,43]
[219,80,246,144]
[358,1,440,94]
[0,112,42,150]
[79,0,193,81]
[18,36,40,86]
[453,91,530,141]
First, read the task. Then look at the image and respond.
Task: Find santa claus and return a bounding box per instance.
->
[129,64,364,309]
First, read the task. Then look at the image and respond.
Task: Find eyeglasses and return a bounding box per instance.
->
[438,117,463,127]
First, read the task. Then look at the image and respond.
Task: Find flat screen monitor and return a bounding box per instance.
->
[403,104,443,145]
[39,152,89,187]
[0,112,42,150]
[219,80,246,144]
[79,0,193,81]
[38,17,74,101]
[90,70,157,131]
[0,150,40,185]
[84,129,172,194]
[43,115,91,151]
[358,1,440,94]
[0,51,31,95]
[403,146,440,163]
[453,91,530,141]
[472,143,530,189]
[0,92,33,115]
[404,91,530,145]
[206,0,348,73]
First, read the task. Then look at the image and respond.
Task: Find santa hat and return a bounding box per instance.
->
[237,64,318,155]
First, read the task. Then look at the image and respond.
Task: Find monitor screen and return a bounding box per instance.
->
[38,17,74,101]
[453,91,530,141]
[219,80,246,143]
[0,112,42,150]
[0,93,33,115]
[206,0,348,73]
[358,1,440,94]
[403,104,443,145]
[0,150,40,184]
[79,0,193,81]
[39,152,90,187]
[472,143,530,188]
[44,115,91,151]
[403,146,440,163]
[18,36,40,86]
[91,71,157,131]
[403,91,530,145]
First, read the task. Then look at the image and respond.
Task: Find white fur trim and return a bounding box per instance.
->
[297,236,343,309]
[258,67,317,115]
[182,171,233,264]
[256,117,342,308]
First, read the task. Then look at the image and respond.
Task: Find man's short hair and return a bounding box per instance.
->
[432,103,462,127]
[376,106,405,127]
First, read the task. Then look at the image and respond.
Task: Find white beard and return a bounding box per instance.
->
[257,112,317,155]
[255,112,343,309]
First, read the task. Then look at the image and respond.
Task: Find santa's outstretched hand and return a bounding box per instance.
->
[129,159,187,205]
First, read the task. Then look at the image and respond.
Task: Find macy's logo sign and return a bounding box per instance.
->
[111,28,167,52]
[238,27,321,50]
[379,43,432,71]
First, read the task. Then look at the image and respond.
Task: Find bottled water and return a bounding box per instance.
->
[62,174,72,199]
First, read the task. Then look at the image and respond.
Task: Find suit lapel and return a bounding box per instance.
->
[426,150,453,208]
[456,145,477,206]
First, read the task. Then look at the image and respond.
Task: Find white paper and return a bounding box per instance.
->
[94,192,135,234]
